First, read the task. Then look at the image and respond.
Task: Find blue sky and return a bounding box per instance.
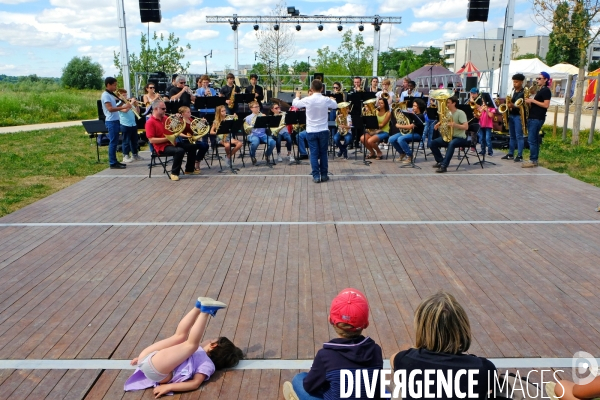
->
[0,0,542,78]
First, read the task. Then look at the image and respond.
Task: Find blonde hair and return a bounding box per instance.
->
[178,106,190,114]
[333,322,363,339]
[213,105,226,127]
[248,100,259,109]
[116,88,127,95]
[414,291,471,354]
[382,79,391,86]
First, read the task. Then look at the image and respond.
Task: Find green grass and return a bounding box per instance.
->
[0,126,111,217]
[0,82,99,126]
[537,126,600,187]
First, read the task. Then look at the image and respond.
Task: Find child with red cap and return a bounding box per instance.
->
[283,288,384,400]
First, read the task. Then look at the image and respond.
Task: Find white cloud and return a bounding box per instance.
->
[413,0,468,19]
[185,29,220,40]
[226,0,265,7]
[0,64,17,73]
[0,22,79,47]
[312,3,367,16]
[162,6,236,30]
[407,21,441,33]
[378,1,412,13]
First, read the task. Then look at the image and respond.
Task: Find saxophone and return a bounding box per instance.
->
[228,85,236,109]
[514,87,529,136]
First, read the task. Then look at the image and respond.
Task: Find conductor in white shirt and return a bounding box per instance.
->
[292,80,338,183]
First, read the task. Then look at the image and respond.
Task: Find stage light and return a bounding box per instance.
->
[231,24,238,31]
[296,24,301,31]
[358,25,364,32]
[374,24,380,31]
[273,24,279,31]
[318,24,323,31]
[337,24,343,32]
[253,24,259,31]
[287,6,295,14]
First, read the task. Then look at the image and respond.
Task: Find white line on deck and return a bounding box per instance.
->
[0,358,587,370]
[88,173,560,178]
[1,220,599,227]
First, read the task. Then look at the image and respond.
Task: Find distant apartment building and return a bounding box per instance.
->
[443,29,553,72]
[397,46,430,55]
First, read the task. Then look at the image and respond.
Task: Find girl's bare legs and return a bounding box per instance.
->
[232,140,242,156]
[368,136,382,157]
[150,310,210,374]
[137,307,204,362]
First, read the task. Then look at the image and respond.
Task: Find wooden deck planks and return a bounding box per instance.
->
[1,155,600,398]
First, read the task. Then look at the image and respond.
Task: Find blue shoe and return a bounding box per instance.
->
[195,296,215,309]
[313,177,321,183]
[200,300,227,316]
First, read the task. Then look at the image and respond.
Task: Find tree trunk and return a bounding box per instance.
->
[571,63,586,145]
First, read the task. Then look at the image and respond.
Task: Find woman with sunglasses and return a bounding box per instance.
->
[523,72,551,168]
[143,83,161,107]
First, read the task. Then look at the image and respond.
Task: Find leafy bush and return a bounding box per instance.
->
[61,56,104,90]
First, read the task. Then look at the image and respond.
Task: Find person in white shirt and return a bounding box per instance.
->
[400,80,423,102]
[376,79,395,106]
[292,80,338,183]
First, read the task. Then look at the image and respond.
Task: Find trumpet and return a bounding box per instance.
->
[117,93,141,119]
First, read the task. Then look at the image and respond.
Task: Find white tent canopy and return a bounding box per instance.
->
[551,62,580,75]
[480,59,571,94]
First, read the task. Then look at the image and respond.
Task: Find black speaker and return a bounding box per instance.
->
[313,72,324,81]
[148,71,168,94]
[466,0,489,22]
[465,76,478,92]
[140,0,161,23]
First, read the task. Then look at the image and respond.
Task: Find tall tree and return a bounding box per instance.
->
[417,47,446,67]
[533,0,600,144]
[291,61,310,73]
[61,56,104,90]
[314,31,373,77]
[255,0,295,82]
[114,32,191,87]
[545,2,580,66]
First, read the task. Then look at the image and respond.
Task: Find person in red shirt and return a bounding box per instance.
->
[145,100,197,181]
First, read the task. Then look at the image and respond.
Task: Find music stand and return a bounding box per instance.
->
[352,115,378,166]
[216,119,238,173]
[285,111,307,165]
[82,120,108,163]
[332,93,344,103]
[194,96,225,111]
[399,112,425,170]
[253,115,282,167]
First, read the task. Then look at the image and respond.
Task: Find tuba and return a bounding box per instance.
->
[164,114,185,145]
[362,98,377,116]
[430,89,454,142]
[392,102,411,134]
[335,102,351,134]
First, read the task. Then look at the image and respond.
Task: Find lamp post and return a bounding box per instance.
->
[204,50,212,75]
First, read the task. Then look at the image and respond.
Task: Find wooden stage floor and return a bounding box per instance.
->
[1,150,600,399]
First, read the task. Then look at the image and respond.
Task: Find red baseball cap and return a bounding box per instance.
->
[329,288,370,331]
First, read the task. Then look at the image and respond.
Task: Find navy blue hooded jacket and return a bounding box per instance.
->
[303,335,384,400]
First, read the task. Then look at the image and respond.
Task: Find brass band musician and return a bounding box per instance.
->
[367,77,379,93]
[430,96,469,173]
[244,74,264,107]
[219,73,241,115]
[360,98,391,160]
[376,79,395,106]
[500,73,525,162]
[271,103,294,162]
[210,105,242,168]
[169,75,195,108]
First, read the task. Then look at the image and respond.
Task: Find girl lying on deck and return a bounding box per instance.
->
[124,298,243,398]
